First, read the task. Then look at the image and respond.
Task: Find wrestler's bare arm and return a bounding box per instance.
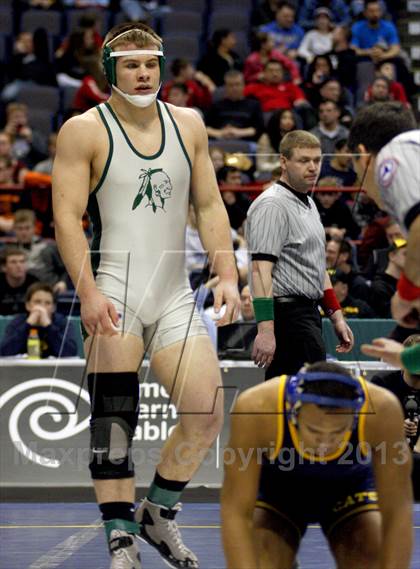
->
[52,112,119,335]
[221,386,275,569]
[366,384,413,568]
[171,106,240,323]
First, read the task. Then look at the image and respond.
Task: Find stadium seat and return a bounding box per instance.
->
[20,10,62,36]
[160,10,203,36]
[0,9,12,34]
[212,0,252,9]
[64,9,109,36]
[162,33,200,62]
[17,84,60,113]
[209,8,251,34]
[166,0,206,12]
[26,108,55,138]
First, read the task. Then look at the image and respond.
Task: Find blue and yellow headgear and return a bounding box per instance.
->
[285,370,365,425]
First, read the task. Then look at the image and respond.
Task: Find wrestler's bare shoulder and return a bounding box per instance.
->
[165,104,206,143]
[57,108,106,154]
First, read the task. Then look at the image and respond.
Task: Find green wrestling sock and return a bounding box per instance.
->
[147,471,189,509]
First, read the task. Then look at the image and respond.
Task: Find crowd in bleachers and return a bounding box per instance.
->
[0,0,419,357]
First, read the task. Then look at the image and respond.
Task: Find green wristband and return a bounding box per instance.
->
[401,344,420,374]
[252,297,274,323]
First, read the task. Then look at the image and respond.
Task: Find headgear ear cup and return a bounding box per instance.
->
[102,44,116,86]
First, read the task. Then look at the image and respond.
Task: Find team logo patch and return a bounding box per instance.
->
[378,158,398,188]
[132,168,173,213]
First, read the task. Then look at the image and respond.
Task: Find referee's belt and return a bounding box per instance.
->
[274,296,320,307]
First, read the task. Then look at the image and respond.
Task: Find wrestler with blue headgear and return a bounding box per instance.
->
[221,360,413,569]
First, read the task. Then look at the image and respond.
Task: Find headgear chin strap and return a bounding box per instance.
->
[285,371,366,425]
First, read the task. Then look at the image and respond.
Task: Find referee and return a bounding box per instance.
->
[246,130,354,377]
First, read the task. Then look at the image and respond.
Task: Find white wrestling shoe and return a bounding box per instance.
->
[135,498,199,568]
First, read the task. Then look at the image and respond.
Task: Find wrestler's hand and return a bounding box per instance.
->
[81,290,120,336]
[252,322,276,368]
[331,310,354,353]
[391,292,420,328]
[361,337,403,368]
[213,278,241,326]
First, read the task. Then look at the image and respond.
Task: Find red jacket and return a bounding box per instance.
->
[244,81,306,112]
[244,50,301,84]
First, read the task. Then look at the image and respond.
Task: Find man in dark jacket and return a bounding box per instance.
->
[0,282,79,357]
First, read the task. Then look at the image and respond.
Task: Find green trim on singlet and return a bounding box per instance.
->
[163,103,192,175]
[87,192,102,278]
[105,101,166,160]
[91,105,114,195]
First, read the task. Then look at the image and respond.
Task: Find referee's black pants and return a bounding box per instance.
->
[265,298,326,380]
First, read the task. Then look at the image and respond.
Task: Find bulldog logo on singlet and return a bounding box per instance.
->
[132,168,173,213]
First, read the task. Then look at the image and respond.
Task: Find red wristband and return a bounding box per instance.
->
[321,288,341,317]
[397,273,420,301]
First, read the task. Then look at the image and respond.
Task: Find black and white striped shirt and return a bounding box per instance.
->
[246,182,326,299]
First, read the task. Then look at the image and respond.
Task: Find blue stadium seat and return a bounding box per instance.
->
[166,0,206,12]
[20,10,63,36]
[160,10,203,36]
[64,9,110,36]
[162,33,200,62]
[209,8,251,34]
[26,108,55,138]
[0,8,12,34]
[17,84,61,113]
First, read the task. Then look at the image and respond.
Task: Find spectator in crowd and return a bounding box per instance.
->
[206,71,264,142]
[161,59,213,110]
[33,133,57,175]
[244,59,306,112]
[329,25,358,93]
[0,156,16,187]
[364,217,404,279]
[375,60,409,100]
[298,0,351,30]
[326,237,369,300]
[72,56,109,112]
[0,131,28,184]
[0,247,38,315]
[0,282,79,357]
[364,75,408,105]
[244,31,301,85]
[55,13,103,58]
[319,138,357,187]
[330,269,375,318]
[251,0,282,27]
[256,108,297,173]
[197,29,243,87]
[310,100,349,156]
[297,7,335,63]
[314,177,360,239]
[217,166,251,230]
[186,203,248,288]
[209,146,226,175]
[304,54,334,88]
[1,29,57,102]
[2,102,47,169]
[55,27,100,87]
[350,0,401,65]
[369,238,407,318]
[370,333,420,501]
[166,83,190,109]
[12,209,68,292]
[259,2,304,58]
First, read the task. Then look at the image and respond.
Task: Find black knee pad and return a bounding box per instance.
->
[87,372,139,480]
